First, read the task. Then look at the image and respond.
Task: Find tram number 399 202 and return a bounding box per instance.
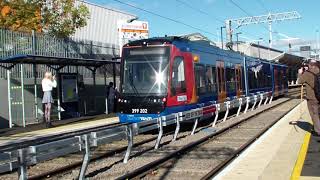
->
[132,108,148,113]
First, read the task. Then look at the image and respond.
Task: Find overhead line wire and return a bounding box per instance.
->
[175,0,224,24]
[175,0,261,41]
[256,0,269,14]
[229,0,270,32]
[113,0,220,38]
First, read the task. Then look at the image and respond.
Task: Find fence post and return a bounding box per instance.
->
[17,149,27,180]
[79,135,90,180]
[191,117,199,135]
[269,95,273,104]
[31,30,36,55]
[172,113,181,142]
[251,95,258,111]
[123,124,133,163]
[244,97,250,113]
[264,96,269,105]
[155,117,163,149]
[223,101,230,122]
[212,104,220,127]
[258,93,264,108]
[236,98,243,117]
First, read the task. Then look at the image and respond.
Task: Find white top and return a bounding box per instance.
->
[42,79,57,92]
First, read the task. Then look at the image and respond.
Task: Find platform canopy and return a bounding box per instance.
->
[271,52,304,67]
[0,54,120,69]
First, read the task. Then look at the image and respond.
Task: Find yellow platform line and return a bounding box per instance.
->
[291,132,311,180]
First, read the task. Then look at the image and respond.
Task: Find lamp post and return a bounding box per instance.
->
[127,17,138,23]
[257,38,263,59]
[220,26,226,49]
[316,29,319,59]
[236,32,242,52]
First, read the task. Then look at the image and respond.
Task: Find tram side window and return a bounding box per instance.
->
[195,64,206,95]
[248,67,256,89]
[266,64,272,87]
[226,63,236,93]
[206,66,217,94]
[277,69,281,87]
[217,65,226,92]
[171,57,186,96]
[284,68,288,88]
[258,69,264,88]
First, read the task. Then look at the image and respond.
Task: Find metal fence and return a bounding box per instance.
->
[0,29,120,60]
[0,28,121,128]
[0,91,274,180]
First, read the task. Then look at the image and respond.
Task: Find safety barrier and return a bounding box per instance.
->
[0,91,273,180]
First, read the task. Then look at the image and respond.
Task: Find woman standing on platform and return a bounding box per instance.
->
[42,71,57,128]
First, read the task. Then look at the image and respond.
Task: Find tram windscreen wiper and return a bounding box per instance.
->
[128,72,140,96]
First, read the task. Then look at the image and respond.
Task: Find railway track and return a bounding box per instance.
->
[0,88,301,179]
[116,95,300,179]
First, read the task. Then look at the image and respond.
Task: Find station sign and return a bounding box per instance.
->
[300,46,311,51]
[61,74,78,103]
[118,20,149,56]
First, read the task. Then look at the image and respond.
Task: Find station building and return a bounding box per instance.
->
[0,2,137,129]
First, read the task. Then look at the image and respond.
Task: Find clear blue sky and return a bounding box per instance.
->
[89,0,320,50]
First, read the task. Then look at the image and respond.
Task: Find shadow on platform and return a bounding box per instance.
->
[294,121,313,133]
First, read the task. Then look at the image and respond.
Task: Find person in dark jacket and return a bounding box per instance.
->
[107,82,116,113]
[298,59,320,136]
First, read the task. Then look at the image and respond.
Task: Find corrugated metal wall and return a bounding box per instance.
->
[73,1,136,55]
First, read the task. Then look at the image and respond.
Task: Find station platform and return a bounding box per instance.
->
[214,100,320,180]
[0,114,117,136]
[0,115,119,148]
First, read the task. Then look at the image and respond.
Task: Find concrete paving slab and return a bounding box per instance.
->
[0,117,119,147]
[213,100,312,180]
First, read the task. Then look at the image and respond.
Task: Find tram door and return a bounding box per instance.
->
[235,64,243,97]
[280,69,285,95]
[273,68,279,97]
[216,61,226,103]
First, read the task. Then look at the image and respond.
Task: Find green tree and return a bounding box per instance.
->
[0,0,90,38]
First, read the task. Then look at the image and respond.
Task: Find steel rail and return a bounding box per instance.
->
[28,135,157,180]
[28,123,211,179]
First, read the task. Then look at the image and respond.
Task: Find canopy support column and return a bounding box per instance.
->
[33,63,38,121]
[20,64,26,127]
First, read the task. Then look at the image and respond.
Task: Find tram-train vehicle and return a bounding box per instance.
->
[117,36,288,123]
